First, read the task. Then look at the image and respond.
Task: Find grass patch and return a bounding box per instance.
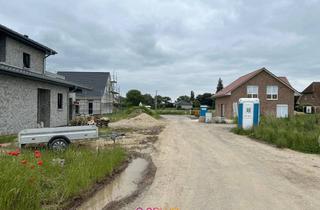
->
[155,109,190,115]
[99,127,112,136]
[232,127,254,136]
[104,106,160,122]
[0,135,17,144]
[0,146,127,210]
[232,115,320,153]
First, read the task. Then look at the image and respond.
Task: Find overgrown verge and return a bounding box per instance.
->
[155,109,190,115]
[105,107,160,122]
[0,135,16,144]
[232,115,320,153]
[0,146,126,210]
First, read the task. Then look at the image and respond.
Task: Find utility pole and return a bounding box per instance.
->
[118,86,121,112]
[155,90,158,110]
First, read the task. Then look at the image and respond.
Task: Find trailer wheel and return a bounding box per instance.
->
[49,138,69,151]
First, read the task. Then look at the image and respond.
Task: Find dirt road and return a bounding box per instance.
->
[122,115,320,210]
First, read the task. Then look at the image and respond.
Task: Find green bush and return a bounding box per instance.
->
[0,147,126,210]
[232,115,320,153]
[231,127,253,136]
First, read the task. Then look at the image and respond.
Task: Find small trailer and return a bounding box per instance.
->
[18,126,99,150]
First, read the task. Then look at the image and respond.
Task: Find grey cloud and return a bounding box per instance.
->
[1,0,320,98]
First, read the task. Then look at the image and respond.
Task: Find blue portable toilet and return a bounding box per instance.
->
[238,98,260,129]
[200,105,208,117]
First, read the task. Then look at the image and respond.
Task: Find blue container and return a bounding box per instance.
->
[238,98,260,129]
[200,105,208,117]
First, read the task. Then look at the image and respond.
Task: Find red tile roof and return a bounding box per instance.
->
[214,68,264,97]
[278,77,292,88]
[302,82,320,94]
[214,67,298,98]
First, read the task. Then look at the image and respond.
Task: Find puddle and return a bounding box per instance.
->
[77,158,149,210]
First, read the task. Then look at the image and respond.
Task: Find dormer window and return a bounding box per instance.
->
[23,53,30,68]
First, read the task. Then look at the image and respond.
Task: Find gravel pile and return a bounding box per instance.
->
[110,113,164,129]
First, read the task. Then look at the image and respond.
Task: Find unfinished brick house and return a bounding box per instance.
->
[297,82,320,114]
[214,68,300,119]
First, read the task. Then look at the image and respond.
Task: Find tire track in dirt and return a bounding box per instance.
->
[122,115,320,210]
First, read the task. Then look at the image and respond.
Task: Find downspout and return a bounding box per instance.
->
[44,50,54,74]
[43,54,50,74]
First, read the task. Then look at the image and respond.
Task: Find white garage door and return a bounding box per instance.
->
[277,104,288,118]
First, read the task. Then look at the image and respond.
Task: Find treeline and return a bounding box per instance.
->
[122,77,224,109]
[176,92,214,108]
[122,89,174,108]
[175,77,224,108]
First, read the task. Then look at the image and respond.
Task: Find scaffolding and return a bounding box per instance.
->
[110,71,121,109]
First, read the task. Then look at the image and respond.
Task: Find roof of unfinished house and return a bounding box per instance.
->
[0,63,90,90]
[57,72,111,98]
[0,24,57,55]
[214,67,299,98]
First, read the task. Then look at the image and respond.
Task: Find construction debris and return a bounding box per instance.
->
[96,117,110,127]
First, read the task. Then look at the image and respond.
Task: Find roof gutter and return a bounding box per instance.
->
[0,24,57,55]
[0,65,91,91]
[213,92,231,98]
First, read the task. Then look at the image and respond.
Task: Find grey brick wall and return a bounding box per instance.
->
[0,34,5,62]
[0,74,69,135]
[5,37,45,74]
[76,97,114,115]
[77,98,101,115]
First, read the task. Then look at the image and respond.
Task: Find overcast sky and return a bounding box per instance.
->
[1,0,320,99]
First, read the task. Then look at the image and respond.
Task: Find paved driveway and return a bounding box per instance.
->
[122,115,320,210]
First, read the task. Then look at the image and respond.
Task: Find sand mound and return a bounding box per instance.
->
[110,113,164,129]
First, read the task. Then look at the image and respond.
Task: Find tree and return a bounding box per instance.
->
[176,95,191,102]
[196,93,213,107]
[162,96,172,107]
[142,94,154,106]
[212,97,216,109]
[193,99,200,108]
[126,89,143,106]
[154,95,163,108]
[166,102,174,108]
[153,95,172,108]
[216,78,224,93]
[190,91,195,101]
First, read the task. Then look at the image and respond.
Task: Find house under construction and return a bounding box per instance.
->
[57,71,119,115]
